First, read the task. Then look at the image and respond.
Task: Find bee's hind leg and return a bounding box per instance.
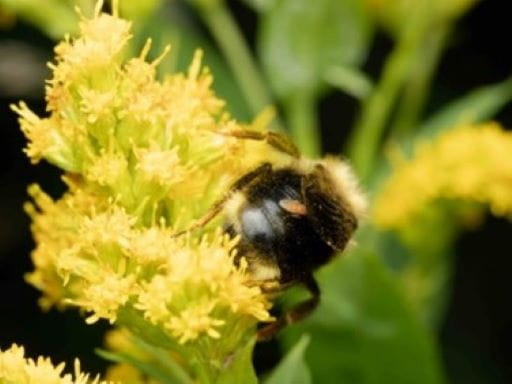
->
[257,275,320,341]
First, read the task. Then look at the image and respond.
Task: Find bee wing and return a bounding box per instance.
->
[301,164,358,251]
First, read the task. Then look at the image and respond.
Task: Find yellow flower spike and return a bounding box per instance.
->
[0,344,113,384]
[373,123,512,230]
[16,2,275,380]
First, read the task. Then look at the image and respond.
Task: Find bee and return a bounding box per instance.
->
[175,130,366,340]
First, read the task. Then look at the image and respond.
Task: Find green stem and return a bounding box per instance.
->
[346,8,430,182]
[285,92,320,157]
[391,25,450,138]
[197,2,280,128]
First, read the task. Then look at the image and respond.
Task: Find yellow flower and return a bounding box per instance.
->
[373,122,512,230]
[15,1,276,379]
[134,231,272,343]
[85,150,128,187]
[0,344,112,384]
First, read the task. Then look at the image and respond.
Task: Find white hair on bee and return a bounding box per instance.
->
[319,157,367,219]
[298,156,367,219]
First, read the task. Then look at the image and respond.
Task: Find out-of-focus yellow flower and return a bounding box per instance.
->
[14,1,278,378]
[374,122,512,230]
[104,328,147,361]
[105,364,150,384]
[0,344,112,384]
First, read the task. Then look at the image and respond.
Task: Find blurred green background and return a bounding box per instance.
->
[1,0,512,383]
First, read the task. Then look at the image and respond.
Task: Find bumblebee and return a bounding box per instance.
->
[176,130,366,340]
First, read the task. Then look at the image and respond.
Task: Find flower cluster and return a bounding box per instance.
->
[373,122,512,230]
[0,344,111,384]
[14,0,277,367]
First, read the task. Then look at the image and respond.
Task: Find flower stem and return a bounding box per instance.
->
[198,2,280,128]
[285,92,320,157]
[346,8,429,181]
[391,25,450,138]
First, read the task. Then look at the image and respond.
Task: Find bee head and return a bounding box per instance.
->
[301,158,367,251]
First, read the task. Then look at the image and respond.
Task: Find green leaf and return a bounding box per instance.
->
[324,65,374,100]
[119,0,162,24]
[369,222,456,329]
[265,335,311,384]
[420,76,512,137]
[217,336,258,384]
[0,0,81,39]
[238,0,275,13]
[281,251,446,384]
[258,0,373,98]
[131,336,195,384]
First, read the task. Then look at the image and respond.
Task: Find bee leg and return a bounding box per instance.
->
[171,163,272,237]
[257,275,320,341]
[230,162,272,190]
[245,278,281,294]
[170,199,226,238]
[218,129,300,158]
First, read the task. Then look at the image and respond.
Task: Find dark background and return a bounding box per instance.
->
[1,1,511,382]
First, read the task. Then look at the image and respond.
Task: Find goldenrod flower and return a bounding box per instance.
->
[0,344,111,384]
[374,122,512,230]
[14,1,277,379]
